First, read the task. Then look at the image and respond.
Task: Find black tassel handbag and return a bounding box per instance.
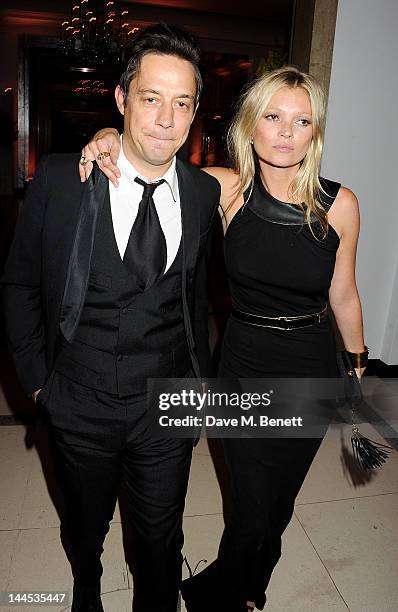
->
[336,350,391,470]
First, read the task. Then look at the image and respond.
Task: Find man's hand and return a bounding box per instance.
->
[32,389,42,403]
[79,128,122,187]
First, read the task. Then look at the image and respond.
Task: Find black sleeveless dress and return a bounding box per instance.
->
[220,171,340,379]
[214,172,342,610]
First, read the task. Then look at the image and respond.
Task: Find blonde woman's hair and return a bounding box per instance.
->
[227,65,328,234]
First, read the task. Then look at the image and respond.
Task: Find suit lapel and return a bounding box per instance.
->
[177,159,200,276]
[59,166,108,343]
[59,160,201,351]
[176,159,201,376]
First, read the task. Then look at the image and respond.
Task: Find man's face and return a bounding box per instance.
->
[115,52,197,178]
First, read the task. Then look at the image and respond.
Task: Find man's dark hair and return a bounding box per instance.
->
[119,23,203,104]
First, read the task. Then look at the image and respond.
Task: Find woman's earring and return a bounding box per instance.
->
[250,137,254,145]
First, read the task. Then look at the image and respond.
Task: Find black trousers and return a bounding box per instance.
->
[188,436,324,611]
[220,437,324,608]
[39,372,193,612]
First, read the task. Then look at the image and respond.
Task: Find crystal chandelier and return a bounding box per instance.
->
[58,0,139,65]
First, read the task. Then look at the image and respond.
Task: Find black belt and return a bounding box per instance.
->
[231,306,328,330]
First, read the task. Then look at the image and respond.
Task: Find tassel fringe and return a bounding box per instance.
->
[351,429,392,470]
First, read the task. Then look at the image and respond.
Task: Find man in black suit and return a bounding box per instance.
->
[2,24,219,612]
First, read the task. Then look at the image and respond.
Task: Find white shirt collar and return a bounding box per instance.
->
[119,134,178,202]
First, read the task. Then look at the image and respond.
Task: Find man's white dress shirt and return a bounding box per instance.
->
[109,136,182,273]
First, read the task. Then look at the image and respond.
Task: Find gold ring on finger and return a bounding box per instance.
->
[97,151,111,162]
[79,155,94,166]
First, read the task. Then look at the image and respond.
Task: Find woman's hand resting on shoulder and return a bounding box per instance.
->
[79,128,121,187]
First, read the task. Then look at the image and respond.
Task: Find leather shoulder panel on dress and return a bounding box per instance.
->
[318,177,341,211]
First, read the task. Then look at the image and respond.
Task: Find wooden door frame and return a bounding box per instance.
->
[289,0,339,99]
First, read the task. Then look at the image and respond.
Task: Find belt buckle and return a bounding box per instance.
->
[278,316,289,330]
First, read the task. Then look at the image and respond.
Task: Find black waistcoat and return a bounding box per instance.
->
[56,192,190,395]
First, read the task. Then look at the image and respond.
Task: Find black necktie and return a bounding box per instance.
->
[123,176,167,290]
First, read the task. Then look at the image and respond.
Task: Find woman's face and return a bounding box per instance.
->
[252,86,313,169]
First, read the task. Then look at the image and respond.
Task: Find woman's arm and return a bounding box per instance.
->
[79,128,121,186]
[77,130,243,226]
[328,187,366,377]
[202,166,242,227]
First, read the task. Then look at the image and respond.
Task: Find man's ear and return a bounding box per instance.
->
[115,85,125,116]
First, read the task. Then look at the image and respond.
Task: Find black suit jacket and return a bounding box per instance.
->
[1,154,220,395]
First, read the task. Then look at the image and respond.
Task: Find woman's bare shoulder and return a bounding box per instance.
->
[332,186,359,219]
[328,185,360,239]
[202,166,242,207]
[335,185,358,205]
[202,167,245,224]
[202,166,239,188]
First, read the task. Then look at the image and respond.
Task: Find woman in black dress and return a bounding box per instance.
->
[181,67,367,612]
[80,66,367,612]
